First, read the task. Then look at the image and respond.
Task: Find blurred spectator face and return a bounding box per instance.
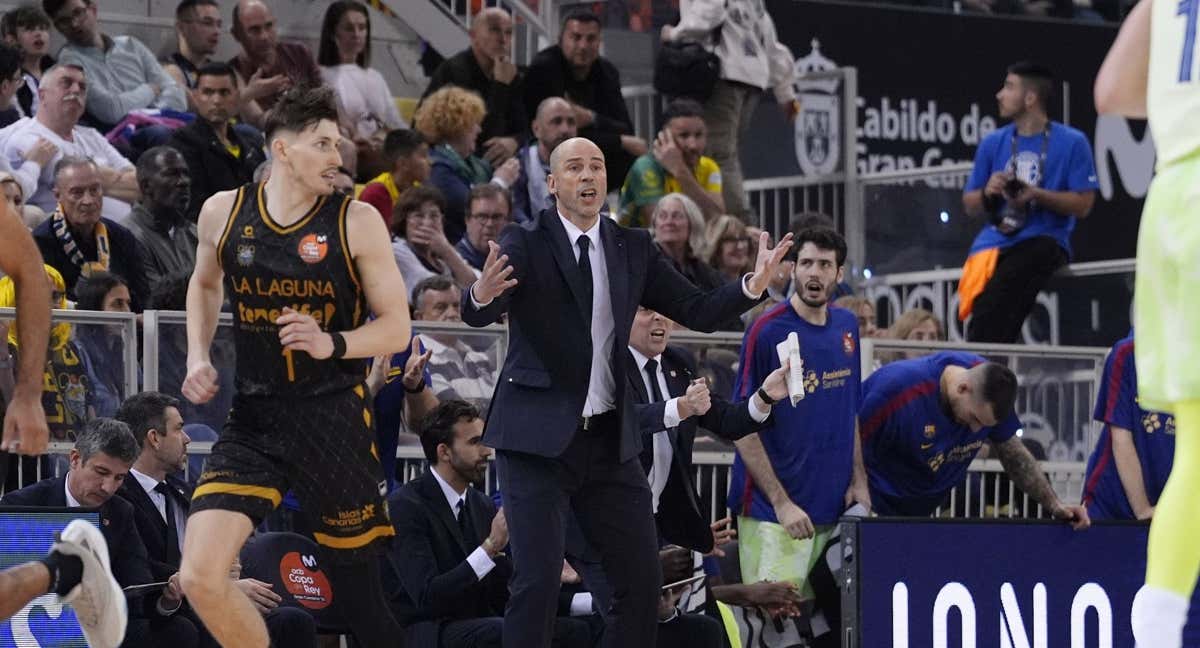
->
[717,233,751,275]
[665,115,706,171]
[415,284,462,323]
[276,119,344,196]
[905,317,940,343]
[451,119,483,157]
[402,200,444,251]
[54,163,103,231]
[234,1,279,62]
[548,138,606,219]
[67,449,129,508]
[995,73,1031,120]
[14,22,51,58]
[100,280,131,335]
[194,71,239,126]
[179,3,222,58]
[652,196,689,248]
[333,7,368,64]
[142,149,192,217]
[39,64,87,124]
[560,18,601,72]
[629,307,673,358]
[469,10,512,64]
[532,98,577,155]
[465,194,510,253]
[50,0,99,47]
[440,416,490,484]
[150,406,190,474]
[0,178,23,214]
[0,67,21,107]
[855,302,877,338]
[792,242,841,309]
[396,142,431,184]
[332,169,354,194]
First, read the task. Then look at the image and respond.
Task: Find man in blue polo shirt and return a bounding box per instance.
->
[1082,332,1175,521]
[728,226,870,599]
[860,351,1089,528]
[959,61,1099,343]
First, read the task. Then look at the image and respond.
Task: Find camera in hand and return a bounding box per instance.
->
[991,177,1030,235]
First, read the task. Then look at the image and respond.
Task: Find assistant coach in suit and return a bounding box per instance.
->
[462,136,794,648]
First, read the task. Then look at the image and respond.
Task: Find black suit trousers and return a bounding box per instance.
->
[497,421,661,648]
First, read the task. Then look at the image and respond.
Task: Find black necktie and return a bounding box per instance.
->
[456,498,476,545]
[154,482,181,565]
[576,235,594,326]
[642,358,665,475]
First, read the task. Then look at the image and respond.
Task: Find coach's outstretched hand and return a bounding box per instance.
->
[182,361,219,404]
[471,241,518,305]
[746,232,795,297]
[1052,503,1091,531]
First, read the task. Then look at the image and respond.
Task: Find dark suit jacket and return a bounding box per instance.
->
[524,46,633,159]
[1,475,158,617]
[630,346,766,553]
[422,49,528,153]
[384,470,511,646]
[115,474,192,582]
[167,118,266,223]
[461,208,760,462]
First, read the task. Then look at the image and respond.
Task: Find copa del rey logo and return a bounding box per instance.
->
[793,39,841,177]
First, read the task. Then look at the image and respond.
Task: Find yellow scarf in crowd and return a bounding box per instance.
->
[0,264,71,351]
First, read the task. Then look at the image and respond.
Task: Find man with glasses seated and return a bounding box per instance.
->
[162,0,221,100]
[455,184,512,272]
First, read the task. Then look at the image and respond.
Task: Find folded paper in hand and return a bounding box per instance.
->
[775,332,806,406]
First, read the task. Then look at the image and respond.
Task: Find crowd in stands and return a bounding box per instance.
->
[0,1,1147,647]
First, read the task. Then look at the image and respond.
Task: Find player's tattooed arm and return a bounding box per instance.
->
[994,437,1058,508]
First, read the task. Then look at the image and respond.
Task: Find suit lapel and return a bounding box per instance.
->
[126,480,168,533]
[625,349,650,404]
[415,472,468,553]
[540,209,589,318]
[600,219,629,337]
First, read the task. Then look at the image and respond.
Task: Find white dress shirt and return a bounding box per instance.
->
[129,468,188,541]
[627,346,772,513]
[63,475,82,508]
[430,468,496,580]
[558,214,616,416]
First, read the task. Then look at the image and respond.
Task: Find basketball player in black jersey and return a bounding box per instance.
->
[178,86,412,648]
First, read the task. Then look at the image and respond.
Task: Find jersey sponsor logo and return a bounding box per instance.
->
[1142,412,1175,435]
[297,233,329,264]
[804,370,820,393]
[920,442,934,450]
[843,331,856,356]
[279,551,332,610]
[242,225,255,239]
[924,424,937,439]
[232,277,336,299]
[236,243,255,266]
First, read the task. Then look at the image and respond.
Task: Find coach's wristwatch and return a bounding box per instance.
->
[756,386,778,406]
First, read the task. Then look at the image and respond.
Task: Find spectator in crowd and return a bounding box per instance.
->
[882,307,942,362]
[124,146,196,301]
[422,8,525,166]
[729,226,870,602]
[114,392,319,647]
[650,193,742,331]
[620,99,723,227]
[0,44,26,126]
[1,4,54,117]
[960,61,1098,343]
[455,184,511,272]
[511,96,576,224]
[360,129,430,228]
[833,296,878,341]
[524,10,645,182]
[1082,332,1175,521]
[704,215,754,285]
[72,272,132,418]
[662,0,798,220]
[162,0,221,98]
[411,276,497,412]
[167,62,266,223]
[4,64,139,221]
[384,400,597,648]
[371,332,436,492]
[1,264,93,442]
[1,417,203,647]
[45,0,186,131]
[392,185,479,292]
[32,157,146,307]
[414,85,519,243]
[0,172,39,229]
[318,0,406,180]
[229,0,321,127]
[860,353,1090,527]
[332,165,354,194]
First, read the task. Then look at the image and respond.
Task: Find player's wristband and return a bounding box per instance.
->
[330,332,347,360]
[756,387,777,406]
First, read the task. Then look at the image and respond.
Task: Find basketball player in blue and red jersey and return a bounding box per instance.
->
[859,351,1090,525]
[1082,332,1175,522]
[727,225,870,600]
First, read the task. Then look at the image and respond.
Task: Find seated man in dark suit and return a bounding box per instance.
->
[1,417,200,648]
[385,400,597,648]
[114,391,317,648]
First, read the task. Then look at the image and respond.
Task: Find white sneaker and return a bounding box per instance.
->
[51,519,128,648]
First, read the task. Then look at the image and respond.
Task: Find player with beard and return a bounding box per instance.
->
[727,226,871,601]
[179,84,411,648]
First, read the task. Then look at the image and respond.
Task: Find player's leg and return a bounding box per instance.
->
[0,562,51,619]
[179,509,267,648]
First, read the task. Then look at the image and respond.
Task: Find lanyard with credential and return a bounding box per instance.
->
[1008,123,1051,187]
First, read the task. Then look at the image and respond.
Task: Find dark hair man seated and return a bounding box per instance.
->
[383,400,598,648]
